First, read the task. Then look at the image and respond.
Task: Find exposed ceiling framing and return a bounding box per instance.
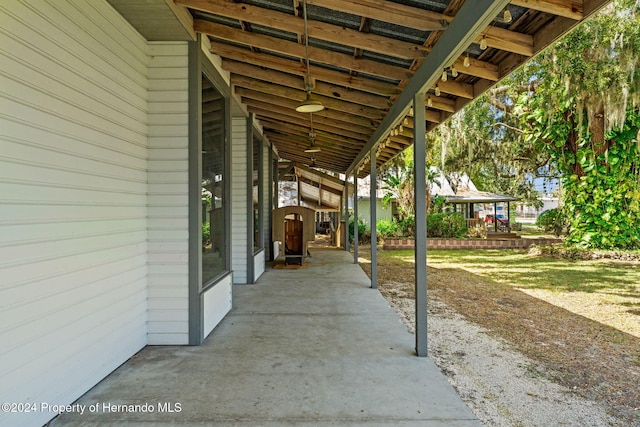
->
[169,0,611,177]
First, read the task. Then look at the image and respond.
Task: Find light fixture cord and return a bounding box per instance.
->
[302,0,312,93]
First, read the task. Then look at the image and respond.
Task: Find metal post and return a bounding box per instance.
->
[370,150,377,289]
[344,179,350,252]
[353,172,359,264]
[414,92,428,357]
[339,194,343,248]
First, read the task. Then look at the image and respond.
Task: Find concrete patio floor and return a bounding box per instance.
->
[52,248,479,426]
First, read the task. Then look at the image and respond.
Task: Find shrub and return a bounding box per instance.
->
[376,219,401,238]
[398,214,415,237]
[536,208,568,237]
[467,224,487,239]
[427,212,468,238]
[348,217,370,244]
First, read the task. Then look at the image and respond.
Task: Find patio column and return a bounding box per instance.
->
[370,150,377,289]
[414,91,428,357]
[353,172,359,264]
[344,179,350,252]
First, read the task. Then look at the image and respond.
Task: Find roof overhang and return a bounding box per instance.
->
[115,0,613,177]
[107,0,196,41]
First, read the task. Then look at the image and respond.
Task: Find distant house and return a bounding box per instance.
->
[431,168,519,230]
[515,195,561,219]
[351,175,398,225]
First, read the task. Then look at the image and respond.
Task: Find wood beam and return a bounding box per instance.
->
[243,100,373,136]
[426,95,456,113]
[261,120,366,148]
[196,20,413,81]
[510,0,583,20]
[297,176,344,197]
[231,75,386,120]
[274,150,349,172]
[207,35,497,85]
[234,87,377,129]
[179,0,427,60]
[430,79,474,99]
[346,0,511,175]
[249,108,370,141]
[267,137,357,162]
[210,42,400,97]
[305,0,535,55]
[269,139,358,160]
[223,60,392,109]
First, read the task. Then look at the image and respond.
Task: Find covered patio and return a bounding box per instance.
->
[0,1,615,426]
[53,249,478,426]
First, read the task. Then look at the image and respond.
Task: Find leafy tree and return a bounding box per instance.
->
[379,147,440,219]
[428,0,640,249]
[536,208,569,237]
[516,0,640,249]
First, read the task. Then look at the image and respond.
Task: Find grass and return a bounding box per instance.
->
[381,248,640,337]
[358,246,640,422]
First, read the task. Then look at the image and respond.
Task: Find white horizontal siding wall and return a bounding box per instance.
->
[0,1,148,426]
[203,275,232,338]
[231,117,248,284]
[147,42,190,345]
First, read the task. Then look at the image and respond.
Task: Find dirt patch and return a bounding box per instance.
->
[356,246,640,426]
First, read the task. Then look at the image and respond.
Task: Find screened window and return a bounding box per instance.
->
[201,74,226,285]
[253,134,263,253]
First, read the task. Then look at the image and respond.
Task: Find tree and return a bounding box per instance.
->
[516,0,640,249]
[429,0,640,249]
[379,147,441,219]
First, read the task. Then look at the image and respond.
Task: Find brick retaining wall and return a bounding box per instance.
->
[383,237,562,250]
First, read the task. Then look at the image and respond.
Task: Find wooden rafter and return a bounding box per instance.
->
[175,0,612,175]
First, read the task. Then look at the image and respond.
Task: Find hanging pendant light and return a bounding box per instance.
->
[427,96,433,108]
[296,93,324,113]
[435,84,441,97]
[296,0,324,113]
[480,35,488,50]
[441,69,447,82]
[304,139,321,153]
[463,52,470,67]
[451,65,458,78]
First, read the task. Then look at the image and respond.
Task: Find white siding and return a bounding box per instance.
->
[254,249,266,280]
[147,42,190,345]
[0,1,148,426]
[230,117,249,284]
[203,275,232,338]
